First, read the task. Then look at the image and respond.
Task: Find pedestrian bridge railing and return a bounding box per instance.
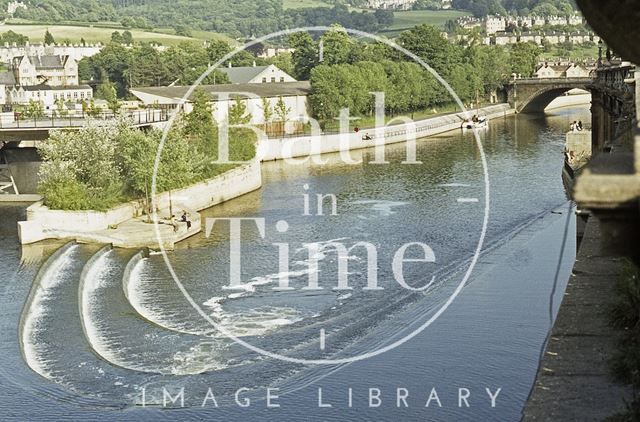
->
[0,109,169,130]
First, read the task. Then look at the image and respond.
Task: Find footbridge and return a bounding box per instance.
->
[0,109,169,143]
[505,77,594,113]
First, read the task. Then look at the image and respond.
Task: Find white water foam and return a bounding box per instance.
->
[202,296,303,338]
[21,245,78,380]
[437,183,472,188]
[352,200,409,217]
[79,249,128,370]
[126,237,355,339]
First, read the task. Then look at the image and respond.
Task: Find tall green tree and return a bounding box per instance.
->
[44,29,55,45]
[289,32,318,80]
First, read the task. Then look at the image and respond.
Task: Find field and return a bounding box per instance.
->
[379,10,470,37]
[0,23,233,46]
[283,0,330,9]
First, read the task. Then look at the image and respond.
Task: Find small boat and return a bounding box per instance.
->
[461,116,489,130]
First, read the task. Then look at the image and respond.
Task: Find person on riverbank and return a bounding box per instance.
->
[578,121,584,131]
[181,211,192,230]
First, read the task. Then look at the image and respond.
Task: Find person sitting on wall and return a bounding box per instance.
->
[577,121,584,131]
[362,133,373,141]
[181,211,192,230]
[354,126,360,133]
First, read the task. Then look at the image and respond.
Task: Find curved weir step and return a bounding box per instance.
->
[18,243,151,407]
[79,247,232,375]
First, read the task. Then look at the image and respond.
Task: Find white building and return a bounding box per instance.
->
[365,0,416,9]
[129,81,311,126]
[6,1,26,16]
[535,62,592,78]
[547,15,567,26]
[484,16,507,34]
[7,84,93,109]
[12,55,79,87]
[567,15,583,26]
[531,16,546,27]
[219,64,297,84]
[258,47,295,59]
[0,42,103,64]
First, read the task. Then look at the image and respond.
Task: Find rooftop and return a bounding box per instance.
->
[130,81,312,101]
[218,65,271,84]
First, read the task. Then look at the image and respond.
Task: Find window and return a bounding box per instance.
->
[74,92,78,98]
[280,77,285,82]
[262,77,267,83]
[271,77,276,83]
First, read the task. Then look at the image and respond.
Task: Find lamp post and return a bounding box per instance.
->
[597,39,603,67]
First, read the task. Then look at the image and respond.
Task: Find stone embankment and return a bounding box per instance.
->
[18,104,514,249]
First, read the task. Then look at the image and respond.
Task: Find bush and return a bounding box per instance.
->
[608,261,640,421]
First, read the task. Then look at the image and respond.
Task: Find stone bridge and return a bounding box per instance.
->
[504,77,594,113]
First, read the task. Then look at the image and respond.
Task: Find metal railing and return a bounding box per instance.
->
[0,109,169,130]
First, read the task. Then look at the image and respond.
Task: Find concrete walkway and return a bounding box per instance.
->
[523,217,633,421]
[42,211,201,250]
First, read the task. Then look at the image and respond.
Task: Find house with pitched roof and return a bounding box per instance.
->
[218,64,297,84]
[11,54,79,87]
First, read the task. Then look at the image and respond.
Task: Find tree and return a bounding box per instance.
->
[228,97,251,125]
[24,99,45,118]
[185,88,217,155]
[510,41,542,77]
[122,30,133,45]
[0,30,29,45]
[274,96,291,135]
[111,31,124,44]
[206,39,233,64]
[261,97,273,128]
[319,26,354,66]
[289,32,318,80]
[44,29,55,45]
[174,25,192,38]
[397,25,457,78]
[54,97,68,117]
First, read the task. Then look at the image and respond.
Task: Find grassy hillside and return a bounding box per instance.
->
[282,0,329,9]
[379,10,470,37]
[0,22,233,46]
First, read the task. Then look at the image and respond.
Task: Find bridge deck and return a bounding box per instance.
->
[0,110,169,132]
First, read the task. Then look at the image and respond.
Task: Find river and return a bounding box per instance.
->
[0,105,589,421]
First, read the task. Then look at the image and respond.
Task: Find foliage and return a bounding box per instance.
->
[274,96,291,124]
[289,32,319,81]
[228,98,252,125]
[23,100,45,118]
[37,102,257,211]
[509,41,542,77]
[80,41,232,97]
[261,97,274,124]
[307,23,529,122]
[0,30,29,45]
[11,0,394,38]
[44,29,55,45]
[607,261,640,421]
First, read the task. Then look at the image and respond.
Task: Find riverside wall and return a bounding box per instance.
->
[258,104,513,161]
[18,161,262,245]
[17,104,514,247]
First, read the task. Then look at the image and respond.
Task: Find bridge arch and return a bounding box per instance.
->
[505,78,593,113]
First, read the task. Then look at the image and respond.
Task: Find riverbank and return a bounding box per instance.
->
[522,216,633,421]
[16,103,514,249]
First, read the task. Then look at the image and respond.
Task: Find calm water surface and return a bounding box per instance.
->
[0,106,588,421]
